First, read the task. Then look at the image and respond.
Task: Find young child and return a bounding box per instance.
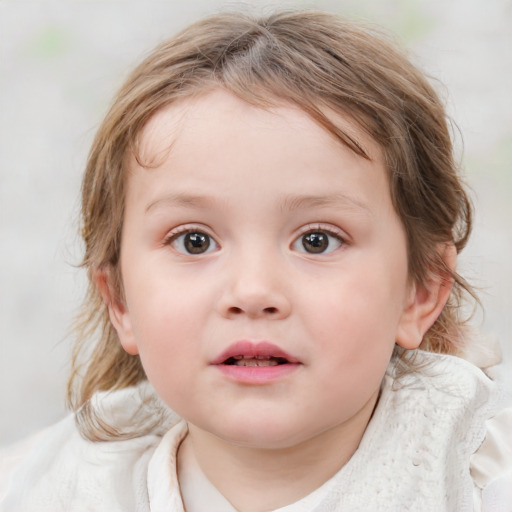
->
[1,9,511,512]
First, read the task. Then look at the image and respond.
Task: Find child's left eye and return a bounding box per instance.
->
[166,230,219,255]
[292,229,344,254]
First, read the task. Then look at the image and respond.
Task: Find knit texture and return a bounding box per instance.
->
[0,351,504,511]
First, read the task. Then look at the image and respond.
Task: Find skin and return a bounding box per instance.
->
[102,89,453,512]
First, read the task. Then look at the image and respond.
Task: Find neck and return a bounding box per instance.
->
[180,390,379,512]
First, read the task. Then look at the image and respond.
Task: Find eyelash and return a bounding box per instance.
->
[292,224,347,254]
[162,223,347,256]
[299,224,346,240]
[163,226,219,255]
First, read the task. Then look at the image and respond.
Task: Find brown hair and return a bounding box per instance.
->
[69,10,475,440]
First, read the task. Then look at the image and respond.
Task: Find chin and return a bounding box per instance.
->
[209,417,313,450]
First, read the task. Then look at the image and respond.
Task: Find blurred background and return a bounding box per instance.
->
[1,0,511,446]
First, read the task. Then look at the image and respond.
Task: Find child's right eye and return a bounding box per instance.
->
[166,230,219,255]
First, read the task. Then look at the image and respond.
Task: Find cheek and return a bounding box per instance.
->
[302,261,406,373]
[311,277,403,341]
[125,280,205,377]
[127,263,207,333]
[133,307,200,412]
[307,287,397,414]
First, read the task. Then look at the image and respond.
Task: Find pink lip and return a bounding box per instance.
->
[211,341,301,385]
[211,341,299,365]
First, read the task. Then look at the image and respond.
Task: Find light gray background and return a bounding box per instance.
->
[1,0,511,446]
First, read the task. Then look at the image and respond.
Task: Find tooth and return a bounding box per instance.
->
[234,359,254,366]
[234,359,279,367]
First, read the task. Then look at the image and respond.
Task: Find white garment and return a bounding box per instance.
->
[1,351,511,511]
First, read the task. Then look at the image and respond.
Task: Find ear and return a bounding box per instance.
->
[396,244,456,350]
[94,268,139,355]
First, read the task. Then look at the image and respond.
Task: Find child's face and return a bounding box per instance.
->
[111,89,419,450]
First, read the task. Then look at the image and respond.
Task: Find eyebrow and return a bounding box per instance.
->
[145,192,372,216]
[279,193,373,216]
[145,193,222,213]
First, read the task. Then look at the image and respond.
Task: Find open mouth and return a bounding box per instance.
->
[223,355,290,367]
[211,341,301,383]
[212,341,300,383]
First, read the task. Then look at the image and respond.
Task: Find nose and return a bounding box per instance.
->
[217,251,292,320]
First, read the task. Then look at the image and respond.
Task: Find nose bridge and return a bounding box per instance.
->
[219,240,290,319]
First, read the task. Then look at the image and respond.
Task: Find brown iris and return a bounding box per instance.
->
[184,232,211,254]
[302,232,329,253]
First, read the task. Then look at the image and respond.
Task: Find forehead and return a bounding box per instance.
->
[124,89,390,217]
[132,88,382,170]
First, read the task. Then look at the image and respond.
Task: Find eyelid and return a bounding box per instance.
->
[291,223,348,254]
[296,223,347,241]
[162,224,220,253]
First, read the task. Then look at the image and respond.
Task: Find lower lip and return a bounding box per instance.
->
[215,363,301,384]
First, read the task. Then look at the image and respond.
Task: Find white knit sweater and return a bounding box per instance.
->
[1,351,511,512]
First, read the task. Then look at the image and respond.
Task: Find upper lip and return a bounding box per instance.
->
[211,340,300,365]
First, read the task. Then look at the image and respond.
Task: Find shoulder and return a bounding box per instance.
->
[386,350,512,511]
[387,350,501,414]
[471,405,512,510]
[0,423,56,498]
[0,383,174,512]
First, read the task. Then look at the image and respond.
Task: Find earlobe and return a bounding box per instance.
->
[396,244,456,350]
[93,268,139,355]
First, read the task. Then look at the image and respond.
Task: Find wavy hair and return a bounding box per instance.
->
[68,10,475,441]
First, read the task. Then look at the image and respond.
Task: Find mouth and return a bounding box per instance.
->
[223,355,291,367]
[211,341,301,384]
[212,340,299,366]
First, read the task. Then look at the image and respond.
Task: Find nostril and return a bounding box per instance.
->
[226,305,279,316]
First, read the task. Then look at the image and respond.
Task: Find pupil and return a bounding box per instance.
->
[303,232,328,253]
[185,232,210,254]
